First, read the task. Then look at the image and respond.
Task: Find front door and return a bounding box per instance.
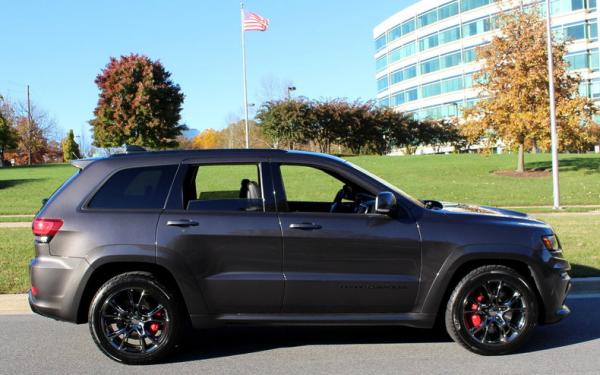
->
[156,162,283,313]
[274,163,422,313]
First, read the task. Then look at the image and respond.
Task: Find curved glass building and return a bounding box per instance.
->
[374,0,599,121]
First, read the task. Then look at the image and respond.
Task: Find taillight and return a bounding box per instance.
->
[32,218,64,237]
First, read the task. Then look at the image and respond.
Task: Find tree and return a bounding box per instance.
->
[15,116,48,164]
[90,54,186,149]
[256,99,311,149]
[0,99,19,166]
[192,129,222,149]
[461,9,597,172]
[62,129,81,161]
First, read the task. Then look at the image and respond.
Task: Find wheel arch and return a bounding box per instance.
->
[422,255,546,325]
[75,262,190,324]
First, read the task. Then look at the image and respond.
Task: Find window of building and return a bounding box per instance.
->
[402,19,416,35]
[419,33,439,51]
[377,76,389,92]
[375,34,386,51]
[461,0,490,13]
[441,76,464,93]
[88,165,178,209]
[439,1,460,20]
[185,164,263,212]
[388,25,402,42]
[439,26,461,44]
[463,47,478,62]
[418,9,438,28]
[391,92,405,106]
[441,51,462,69]
[406,88,419,101]
[565,23,586,40]
[462,17,491,37]
[566,52,589,70]
[376,55,387,72]
[391,64,417,84]
[422,81,442,98]
[378,97,390,107]
[420,57,440,74]
[464,73,475,88]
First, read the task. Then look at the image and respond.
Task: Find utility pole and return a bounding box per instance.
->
[545,0,560,210]
[27,85,32,166]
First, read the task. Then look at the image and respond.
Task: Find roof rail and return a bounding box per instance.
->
[124,145,147,153]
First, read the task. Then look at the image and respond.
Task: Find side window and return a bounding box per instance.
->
[281,165,343,203]
[88,165,178,209]
[185,164,263,212]
[280,165,375,214]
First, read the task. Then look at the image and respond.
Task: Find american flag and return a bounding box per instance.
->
[243,10,269,32]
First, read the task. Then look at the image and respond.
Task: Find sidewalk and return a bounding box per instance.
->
[2,278,599,315]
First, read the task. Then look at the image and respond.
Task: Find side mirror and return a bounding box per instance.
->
[375,191,397,215]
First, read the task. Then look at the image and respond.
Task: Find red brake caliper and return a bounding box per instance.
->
[148,310,163,334]
[470,294,484,328]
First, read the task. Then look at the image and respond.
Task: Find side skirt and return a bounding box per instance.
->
[190,312,436,329]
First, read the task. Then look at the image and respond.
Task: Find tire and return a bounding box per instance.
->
[445,265,539,355]
[88,272,184,365]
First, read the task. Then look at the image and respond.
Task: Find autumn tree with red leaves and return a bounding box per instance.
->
[90,54,186,149]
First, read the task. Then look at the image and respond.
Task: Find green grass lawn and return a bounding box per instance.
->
[535,214,600,278]
[0,229,33,294]
[1,153,598,215]
[0,164,75,215]
[1,214,597,294]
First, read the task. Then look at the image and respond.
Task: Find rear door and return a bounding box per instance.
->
[156,161,283,313]
[273,162,422,313]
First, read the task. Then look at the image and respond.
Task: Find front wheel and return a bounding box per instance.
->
[88,272,184,365]
[445,265,539,355]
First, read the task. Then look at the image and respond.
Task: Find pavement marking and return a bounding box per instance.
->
[0,294,31,315]
[0,222,30,228]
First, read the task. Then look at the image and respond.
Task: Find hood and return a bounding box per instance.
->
[423,200,530,219]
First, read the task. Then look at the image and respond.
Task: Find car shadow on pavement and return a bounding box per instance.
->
[169,325,452,363]
[167,296,600,363]
[519,296,600,354]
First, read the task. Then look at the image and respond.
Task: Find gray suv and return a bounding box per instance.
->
[29,149,571,364]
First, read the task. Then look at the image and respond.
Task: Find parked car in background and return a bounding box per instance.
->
[29,148,571,364]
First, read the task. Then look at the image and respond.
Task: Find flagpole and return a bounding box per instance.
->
[240,1,250,149]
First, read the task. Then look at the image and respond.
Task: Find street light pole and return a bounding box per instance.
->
[545,0,560,210]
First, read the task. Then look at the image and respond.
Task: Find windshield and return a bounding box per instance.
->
[344,160,425,208]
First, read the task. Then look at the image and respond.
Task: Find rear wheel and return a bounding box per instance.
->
[88,272,184,365]
[445,265,538,355]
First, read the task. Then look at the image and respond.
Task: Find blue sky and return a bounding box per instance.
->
[1,0,412,144]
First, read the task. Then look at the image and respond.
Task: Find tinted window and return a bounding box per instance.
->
[88,165,177,209]
[185,164,263,212]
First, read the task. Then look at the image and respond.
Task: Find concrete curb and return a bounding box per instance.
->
[1,278,599,316]
[0,294,31,315]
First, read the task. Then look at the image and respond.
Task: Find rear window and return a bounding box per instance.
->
[88,165,178,209]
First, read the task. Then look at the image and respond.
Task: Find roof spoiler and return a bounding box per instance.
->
[70,158,99,169]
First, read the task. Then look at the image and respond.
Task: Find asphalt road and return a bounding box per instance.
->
[1,296,599,375]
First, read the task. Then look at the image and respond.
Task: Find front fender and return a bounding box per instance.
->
[418,243,541,315]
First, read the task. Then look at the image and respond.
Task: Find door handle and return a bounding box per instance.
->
[166,219,199,227]
[289,223,322,230]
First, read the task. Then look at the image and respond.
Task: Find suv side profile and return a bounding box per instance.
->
[29,149,571,364]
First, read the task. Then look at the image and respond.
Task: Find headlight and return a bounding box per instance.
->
[542,234,561,253]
